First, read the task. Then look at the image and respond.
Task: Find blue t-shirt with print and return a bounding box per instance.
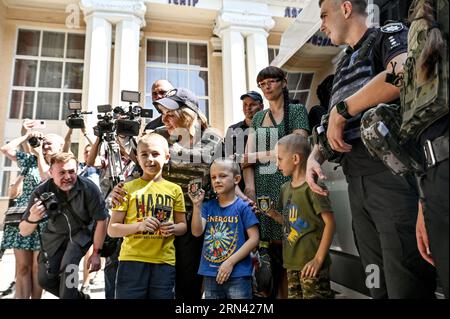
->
[198,197,259,278]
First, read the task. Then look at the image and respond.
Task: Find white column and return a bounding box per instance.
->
[246,31,269,92]
[214,1,274,129]
[112,17,142,107]
[219,28,247,128]
[81,14,112,132]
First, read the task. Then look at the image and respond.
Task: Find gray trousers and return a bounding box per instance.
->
[38,240,90,299]
[348,170,436,299]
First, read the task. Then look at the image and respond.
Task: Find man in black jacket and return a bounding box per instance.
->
[19,152,108,299]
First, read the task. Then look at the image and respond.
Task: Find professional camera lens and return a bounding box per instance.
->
[28,136,42,148]
[40,192,59,213]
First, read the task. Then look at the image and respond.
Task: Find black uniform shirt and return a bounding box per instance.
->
[332,26,408,176]
[22,176,109,257]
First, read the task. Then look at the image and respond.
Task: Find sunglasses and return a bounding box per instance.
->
[152,90,168,97]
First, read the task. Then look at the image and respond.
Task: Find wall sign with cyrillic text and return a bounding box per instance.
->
[285,7,302,18]
[168,0,198,6]
[307,34,337,47]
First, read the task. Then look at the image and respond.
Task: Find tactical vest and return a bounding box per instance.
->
[399,0,449,142]
[330,30,379,141]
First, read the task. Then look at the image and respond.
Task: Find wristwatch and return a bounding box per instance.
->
[93,247,103,255]
[335,100,353,120]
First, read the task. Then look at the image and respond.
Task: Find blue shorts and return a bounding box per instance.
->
[204,276,253,299]
[115,261,175,299]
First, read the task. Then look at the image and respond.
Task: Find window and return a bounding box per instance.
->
[0,147,19,197]
[286,72,314,106]
[146,39,209,118]
[268,47,314,106]
[9,29,85,121]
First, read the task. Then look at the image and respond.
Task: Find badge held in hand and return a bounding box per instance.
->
[188,178,203,197]
[153,204,172,223]
[257,196,272,215]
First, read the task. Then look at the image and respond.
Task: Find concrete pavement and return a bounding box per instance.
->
[0,231,106,299]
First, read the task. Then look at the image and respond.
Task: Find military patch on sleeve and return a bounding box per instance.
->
[381,22,404,34]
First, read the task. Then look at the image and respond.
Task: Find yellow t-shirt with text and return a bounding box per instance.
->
[114,178,186,266]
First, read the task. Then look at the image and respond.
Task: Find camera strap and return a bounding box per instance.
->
[59,197,90,231]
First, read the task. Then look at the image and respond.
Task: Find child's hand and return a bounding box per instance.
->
[144,216,161,233]
[188,189,205,207]
[216,259,234,285]
[301,258,323,279]
[160,221,175,237]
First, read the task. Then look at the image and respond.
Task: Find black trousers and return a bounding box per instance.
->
[174,215,204,300]
[348,170,436,299]
[420,158,449,298]
[38,241,90,299]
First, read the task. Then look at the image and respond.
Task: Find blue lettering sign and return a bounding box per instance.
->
[168,0,198,6]
[307,35,336,47]
[285,7,303,18]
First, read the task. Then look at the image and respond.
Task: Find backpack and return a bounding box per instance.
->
[399,0,448,142]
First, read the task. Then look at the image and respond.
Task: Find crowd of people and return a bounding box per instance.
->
[0,0,447,300]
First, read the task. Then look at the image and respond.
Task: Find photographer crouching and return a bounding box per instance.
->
[19,152,109,299]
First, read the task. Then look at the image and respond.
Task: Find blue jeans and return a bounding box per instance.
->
[204,276,253,299]
[115,261,175,299]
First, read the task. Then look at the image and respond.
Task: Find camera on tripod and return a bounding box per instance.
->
[65,101,92,129]
[113,90,153,137]
[40,192,60,218]
[93,104,116,137]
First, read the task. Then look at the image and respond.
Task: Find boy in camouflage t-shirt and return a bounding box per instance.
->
[266,134,336,299]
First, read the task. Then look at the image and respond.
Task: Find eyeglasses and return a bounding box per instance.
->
[152,90,168,97]
[257,78,282,88]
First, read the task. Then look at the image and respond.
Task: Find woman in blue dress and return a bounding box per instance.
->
[0,120,64,299]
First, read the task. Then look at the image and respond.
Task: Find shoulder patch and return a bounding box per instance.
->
[381,22,404,34]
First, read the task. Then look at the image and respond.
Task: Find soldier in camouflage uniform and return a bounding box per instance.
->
[408,0,449,299]
[307,0,436,298]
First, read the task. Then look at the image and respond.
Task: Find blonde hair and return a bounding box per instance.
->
[174,107,208,132]
[211,158,241,177]
[50,152,78,166]
[44,134,65,147]
[276,134,311,171]
[138,133,169,154]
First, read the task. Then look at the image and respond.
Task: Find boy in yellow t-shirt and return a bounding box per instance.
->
[108,133,187,299]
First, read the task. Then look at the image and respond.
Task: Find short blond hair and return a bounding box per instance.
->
[138,133,169,154]
[276,134,310,171]
[50,152,78,166]
[211,158,241,177]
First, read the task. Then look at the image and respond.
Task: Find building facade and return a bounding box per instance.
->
[0,0,328,209]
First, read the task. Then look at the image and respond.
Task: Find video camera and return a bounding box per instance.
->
[65,101,93,129]
[93,104,116,138]
[93,90,153,138]
[113,90,152,137]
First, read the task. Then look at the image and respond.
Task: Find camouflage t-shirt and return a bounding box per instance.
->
[156,127,224,214]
